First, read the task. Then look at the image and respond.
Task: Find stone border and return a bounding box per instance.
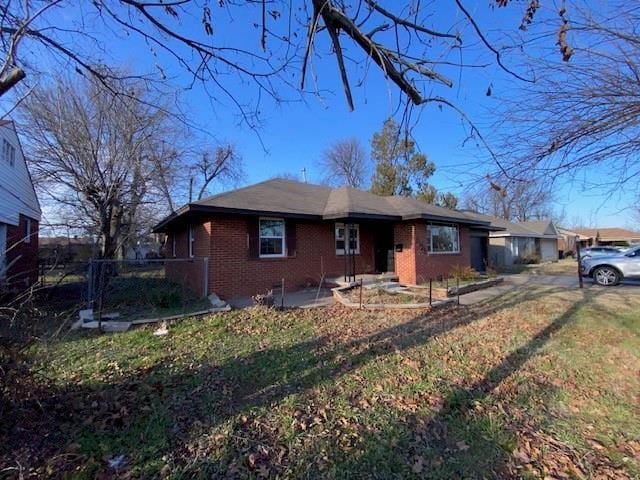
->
[331,285,454,310]
[71,305,231,331]
[447,277,504,296]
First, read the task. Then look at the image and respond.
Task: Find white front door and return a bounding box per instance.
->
[0,223,6,280]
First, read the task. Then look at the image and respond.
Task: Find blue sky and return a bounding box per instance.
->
[4,1,638,228]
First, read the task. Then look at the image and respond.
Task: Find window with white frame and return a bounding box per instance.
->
[24,218,31,244]
[259,218,285,257]
[188,226,195,258]
[172,233,176,257]
[426,224,459,253]
[2,139,15,167]
[335,223,360,255]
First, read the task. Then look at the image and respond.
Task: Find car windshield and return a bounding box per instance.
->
[625,246,640,256]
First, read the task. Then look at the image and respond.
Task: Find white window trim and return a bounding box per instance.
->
[259,217,286,258]
[172,233,176,257]
[427,223,460,254]
[188,226,195,258]
[335,222,360,255]
[24,218,31,244]
[2,140,15,167]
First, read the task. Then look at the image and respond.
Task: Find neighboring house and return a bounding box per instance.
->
[124,236,163,260]
[462,212,560,266]
[556,227,591,257]
[153,179,498,300]
[0,120,41,288]
[572,228,640,247]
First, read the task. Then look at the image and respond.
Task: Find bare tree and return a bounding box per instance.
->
[463,178,554,222]
[189,145,244,201]
[492,2,640,191]
[19,73,182,259]
[1,1,540,126]
[320,138,367,188]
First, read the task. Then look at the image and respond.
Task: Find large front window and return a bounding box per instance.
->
[427,224,459,253]
[336,223,360,255]
[260,218,285,257]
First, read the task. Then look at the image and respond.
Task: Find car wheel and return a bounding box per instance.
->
[593,266,621,286]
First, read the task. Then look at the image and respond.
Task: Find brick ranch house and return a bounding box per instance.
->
[0,119,41,289]
[153,179,498,300]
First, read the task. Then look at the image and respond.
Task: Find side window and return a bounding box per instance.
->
[259,218,285,257]
[24,218,32,244]
[188,226,195,258]
[2,139,15,167]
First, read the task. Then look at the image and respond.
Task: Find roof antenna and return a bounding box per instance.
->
[301,167,307,183]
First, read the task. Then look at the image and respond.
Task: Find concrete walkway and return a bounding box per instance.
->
[459,273,640,305]
[458,274,580,305]
[228,274,640,310]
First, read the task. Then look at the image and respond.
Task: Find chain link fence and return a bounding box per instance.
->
[87,258,210,323]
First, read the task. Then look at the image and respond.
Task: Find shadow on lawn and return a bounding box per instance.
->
[1,286,605,478]
[343,287,595,479]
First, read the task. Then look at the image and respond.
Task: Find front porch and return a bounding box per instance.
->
[333,218,396,284]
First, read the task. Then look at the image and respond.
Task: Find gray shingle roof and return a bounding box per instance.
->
[154,179,493,231]
[460,211,559,238]
[192,179,333,217]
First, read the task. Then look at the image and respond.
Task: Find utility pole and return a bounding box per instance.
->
[575,236,584,289]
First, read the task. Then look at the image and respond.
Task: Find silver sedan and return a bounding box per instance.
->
[581,246,640,286]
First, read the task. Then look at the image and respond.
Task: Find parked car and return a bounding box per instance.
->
[581,246,640,286]
[579,246,623,260]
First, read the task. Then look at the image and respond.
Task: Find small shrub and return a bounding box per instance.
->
[514,254,541,265]
[150,288,182,309]
[449,265,479,281]
[253,290,274,307]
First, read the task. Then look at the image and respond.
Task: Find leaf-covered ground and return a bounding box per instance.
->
[1,284,639,479]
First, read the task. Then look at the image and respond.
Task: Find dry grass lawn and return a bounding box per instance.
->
[1,284,639,479]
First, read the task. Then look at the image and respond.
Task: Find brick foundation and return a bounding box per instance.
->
[4,214,39,288]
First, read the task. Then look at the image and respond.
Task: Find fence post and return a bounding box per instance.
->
[429,278,432,306]
[359,278,363,309]
[457,277,460,306]
[87,260,93,307]
[575,237,584,289]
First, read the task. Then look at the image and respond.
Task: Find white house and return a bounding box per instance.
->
[0,119,41,286]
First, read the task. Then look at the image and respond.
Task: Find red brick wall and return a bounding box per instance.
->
[393,222,471,285]
[208,216,376,299]
[394,223,417,285]
[415,222,471,284]
[4,214,39,288]
[164,221,210,296]
[163,215,472,299]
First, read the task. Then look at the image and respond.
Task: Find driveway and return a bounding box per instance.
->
[460,273,640,305]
